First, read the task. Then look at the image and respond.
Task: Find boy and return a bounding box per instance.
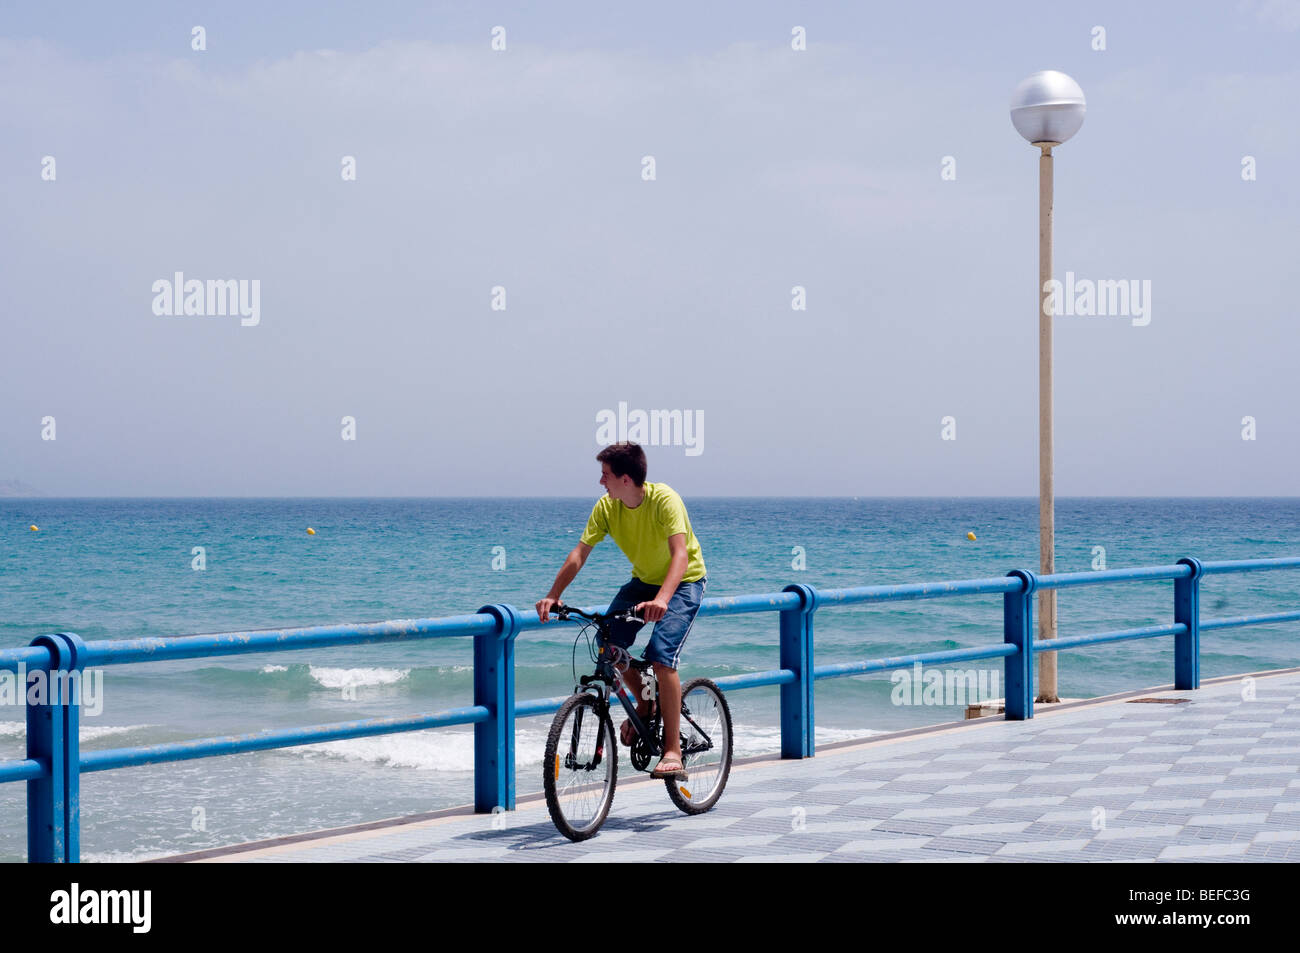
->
[536,442,707,780]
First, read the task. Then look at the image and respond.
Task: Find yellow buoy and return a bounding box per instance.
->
[29,525,39,532]
[966,531,977,541]
[306,527,316,535]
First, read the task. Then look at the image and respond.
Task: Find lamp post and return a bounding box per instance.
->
[1010,70,1085,704]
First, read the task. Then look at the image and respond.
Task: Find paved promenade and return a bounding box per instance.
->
[180,669,1300,863]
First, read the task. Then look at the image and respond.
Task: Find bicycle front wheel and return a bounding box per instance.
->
[543,693,618,841]
[665,677,733,814]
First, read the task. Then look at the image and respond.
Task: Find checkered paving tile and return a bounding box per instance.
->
[191,671,1300,863]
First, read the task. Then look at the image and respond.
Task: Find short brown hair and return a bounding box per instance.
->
[596,442,647,486]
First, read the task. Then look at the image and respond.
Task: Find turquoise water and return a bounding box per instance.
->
[1,497,1297,861]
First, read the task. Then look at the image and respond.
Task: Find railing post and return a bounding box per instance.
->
[1174,557,1204,691]
[27,633,85,862]
[1003,571,1036,720]
[780,584,818,758]
[474,605,520,812]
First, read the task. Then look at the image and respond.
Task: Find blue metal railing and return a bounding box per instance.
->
[2,555,1298,862]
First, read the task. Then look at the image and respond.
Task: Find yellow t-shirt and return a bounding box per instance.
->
[580,482,707,585]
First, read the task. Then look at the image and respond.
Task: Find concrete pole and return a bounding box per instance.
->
[1037,144,1059,703]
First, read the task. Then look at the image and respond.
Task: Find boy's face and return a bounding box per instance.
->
[599,463,633,501]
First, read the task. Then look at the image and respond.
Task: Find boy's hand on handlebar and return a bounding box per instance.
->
[635,598,669,623]
[536,597,561,622]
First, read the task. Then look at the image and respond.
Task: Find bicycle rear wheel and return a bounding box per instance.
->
[665,677,732,814]
[543,693,618,841]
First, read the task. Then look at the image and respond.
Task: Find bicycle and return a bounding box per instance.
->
[542,602,733,841]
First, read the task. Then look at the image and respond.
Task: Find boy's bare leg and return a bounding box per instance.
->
[655,663,682,762]
[617,664,682,766]
[620,668,651,720]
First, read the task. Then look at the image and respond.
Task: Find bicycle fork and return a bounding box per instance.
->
[563,698,609,773]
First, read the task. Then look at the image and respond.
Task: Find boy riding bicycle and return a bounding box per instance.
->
[536,442,707,780]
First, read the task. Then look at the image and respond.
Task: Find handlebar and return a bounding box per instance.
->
[552,603,645,626]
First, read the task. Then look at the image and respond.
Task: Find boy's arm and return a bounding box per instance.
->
[537,542,592,622]
[637,534,688,622]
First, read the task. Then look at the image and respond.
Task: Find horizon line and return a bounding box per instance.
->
[3,494,1299,501]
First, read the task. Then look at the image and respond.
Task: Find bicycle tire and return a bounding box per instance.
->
[543,693,618,841]
[664,677,732,815]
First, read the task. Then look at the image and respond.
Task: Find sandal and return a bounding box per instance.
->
[650,755,688,780]
[619,700,657,746]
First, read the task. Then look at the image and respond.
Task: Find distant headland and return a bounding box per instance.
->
[0,480,42,497]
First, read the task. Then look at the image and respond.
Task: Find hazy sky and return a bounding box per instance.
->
[2,1,1297,496]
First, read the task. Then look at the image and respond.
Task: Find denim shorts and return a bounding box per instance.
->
[604,576,706,670]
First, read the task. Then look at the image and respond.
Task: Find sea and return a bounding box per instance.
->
[1,497,1297,862]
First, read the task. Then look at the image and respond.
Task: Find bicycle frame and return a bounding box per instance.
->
[578,639,719,763]
[554,603,721,769]
[581,636,663,759]
[555,604,664,759]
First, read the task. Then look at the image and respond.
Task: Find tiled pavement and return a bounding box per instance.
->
[189,670,1300,863]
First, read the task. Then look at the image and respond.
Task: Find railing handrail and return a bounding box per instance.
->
[3,553,1298,862]
[9,558,1287,674]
